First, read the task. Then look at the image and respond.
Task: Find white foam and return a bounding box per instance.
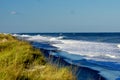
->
[27,35,51,42]
[117,44,120,48]
[53,40,120,62]
[52,39,120,80]
[13,34,64,44]
[14,34,120,80]
[49,36,64,43]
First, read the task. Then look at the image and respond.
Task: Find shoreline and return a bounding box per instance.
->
[31,43,106,80]
[14,34,106,80]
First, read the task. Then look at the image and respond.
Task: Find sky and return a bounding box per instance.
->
[0,0,120,33]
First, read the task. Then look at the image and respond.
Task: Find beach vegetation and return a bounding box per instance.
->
[0,34,75,80]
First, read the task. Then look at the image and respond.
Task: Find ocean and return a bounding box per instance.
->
[13,33,120,80]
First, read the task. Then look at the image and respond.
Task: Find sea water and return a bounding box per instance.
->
[13,33,120,80]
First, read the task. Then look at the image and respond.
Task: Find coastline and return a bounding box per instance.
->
[30,41,106,80]
[14,33,107,80]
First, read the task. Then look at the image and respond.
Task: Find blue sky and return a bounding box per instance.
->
[0,0,120,33]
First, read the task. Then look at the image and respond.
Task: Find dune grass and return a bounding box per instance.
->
[0,34,76,80]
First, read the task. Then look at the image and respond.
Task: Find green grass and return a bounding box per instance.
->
[0,34,76,80]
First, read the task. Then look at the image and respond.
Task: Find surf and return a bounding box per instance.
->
[13,33,120,80]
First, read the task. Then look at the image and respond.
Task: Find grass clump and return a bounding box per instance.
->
[0,34,75,80]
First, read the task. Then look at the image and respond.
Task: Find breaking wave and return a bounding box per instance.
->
[13,34,120,80]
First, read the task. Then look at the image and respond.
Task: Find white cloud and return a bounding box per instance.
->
[10,11,17,15]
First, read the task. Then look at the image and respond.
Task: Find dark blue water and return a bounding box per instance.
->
[19,33,120,43]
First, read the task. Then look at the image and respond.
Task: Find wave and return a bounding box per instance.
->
[49,36,65,41]
[13,34,64,44]
[53,40,120,62]
[51,39,120,80]
[13,34,120,80]
[117,44,120,48]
